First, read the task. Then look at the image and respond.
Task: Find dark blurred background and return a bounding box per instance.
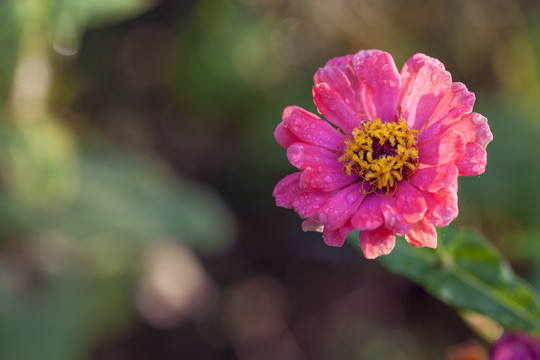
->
[1,0,540,359]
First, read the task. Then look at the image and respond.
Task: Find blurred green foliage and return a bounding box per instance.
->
[0,1,20,102]
[0,0,235,359]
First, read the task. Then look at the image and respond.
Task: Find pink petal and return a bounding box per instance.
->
[286,143,339,170]
[380,182,427,236]
[396,182,428,223]
[359,226,396,259]
[448,112,493,147]
[274,121,300,149]
[380,197,412,236]
[405,220,437,248]
[417,82,476,144]
[422,112,490,177]
[399,54,449,128]
[456,142,487,176]
[418,130,465,166]
[315,65,361,114]
[351,193,384,230]
[325,54,355,72]
[273,172,302,208]
[281,106,345,151]
[427,82,475,128]
[410,163,458,193]
[317,54,371,115]
[312,82,359,134]
[300,165,358,192]
[399,54,475,136]
[423,190,458,227]
[315,181,366,230]
[292,189,335,218]
[351,50,401,122]
[323,223,354,247]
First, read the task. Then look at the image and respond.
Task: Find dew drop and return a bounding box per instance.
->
[301,206,312,216]
[346,193,357,204]
[430,72,444,84]
[471,113,484,125]
[323,175,333,183]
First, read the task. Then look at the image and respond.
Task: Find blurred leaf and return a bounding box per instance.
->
[0,0,20,102]
[374,227,540,333]
[50,0,154,52]
[0,115,78,209]
[502,228,540,292]
[171,0,277,116]
[0,148,235,254]
[53,0,153,26]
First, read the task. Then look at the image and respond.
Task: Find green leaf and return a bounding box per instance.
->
[375,227,540,333]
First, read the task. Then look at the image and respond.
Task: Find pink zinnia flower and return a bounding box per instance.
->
[490,333,540,360]
[273,50,492,259]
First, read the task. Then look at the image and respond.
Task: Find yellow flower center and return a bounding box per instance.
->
[338,118,419,195]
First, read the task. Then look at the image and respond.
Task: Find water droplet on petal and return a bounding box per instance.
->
[346,193,357,204]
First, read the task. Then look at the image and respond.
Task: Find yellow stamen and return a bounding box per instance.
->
[338,118,418,195]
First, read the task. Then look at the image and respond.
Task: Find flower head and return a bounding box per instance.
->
[273,50,492,258]
[490,333,540,360]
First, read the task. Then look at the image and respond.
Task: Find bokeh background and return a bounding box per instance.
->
[1,0,540,359]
